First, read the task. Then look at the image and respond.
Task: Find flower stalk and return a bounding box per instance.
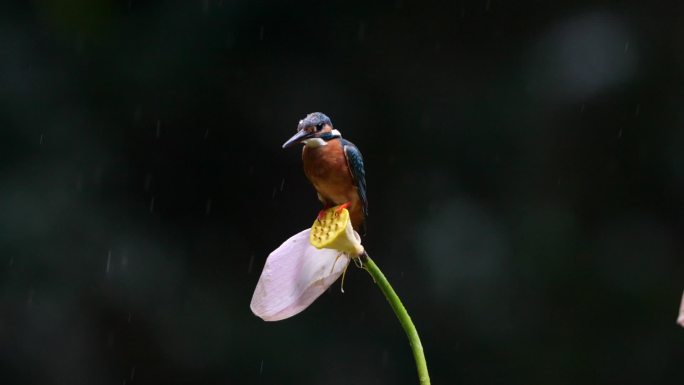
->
[251,205,431,384]
[361,252,431,385]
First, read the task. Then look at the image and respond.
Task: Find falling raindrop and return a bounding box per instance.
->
[617,127,623,139]
[358,22,366,41]
[259,360,264,375]
[39,134,44,144]
[204,128,210,139]
[127,312,132,323]
[225,33,235,49]
[150,197,155,213]
[75,36,85,54]
[248,254,255,274]
[485,0,491,12]
[635,104,641,116]
[130,366,136,380]
[280,178,285,191]
[27,288,34,306]
[580,104,586,113]
[205,199,212,215]
[259,25,265,41]
[8,257,13,267]
[420,114,431,129]
[106,250,112,274]
[624,41,630,53]
[134,105,142,122]
[144,173,152,192]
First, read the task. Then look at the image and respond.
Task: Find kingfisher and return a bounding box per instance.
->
[282,112,368,233]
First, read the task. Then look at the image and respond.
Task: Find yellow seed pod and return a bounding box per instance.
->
[310,206,364,256]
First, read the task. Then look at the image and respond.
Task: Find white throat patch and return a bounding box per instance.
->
[303,129,343,148]
[303,138,327,147]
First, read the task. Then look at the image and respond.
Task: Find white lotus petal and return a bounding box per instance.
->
[678,290,684,328]
[250,229,350,321]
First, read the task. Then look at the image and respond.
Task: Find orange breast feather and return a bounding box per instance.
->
[302,140,364,229]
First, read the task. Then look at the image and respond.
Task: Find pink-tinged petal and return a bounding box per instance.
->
[250,229,350,321]
[678,290,684,328]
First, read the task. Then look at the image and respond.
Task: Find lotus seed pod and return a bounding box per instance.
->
[309,206,364,256]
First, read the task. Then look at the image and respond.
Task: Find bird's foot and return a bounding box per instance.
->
[335,202,352,215]
[317,209,328,222]
[317,204,331,222]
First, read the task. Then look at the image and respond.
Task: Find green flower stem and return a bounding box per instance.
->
[361,252,431,385]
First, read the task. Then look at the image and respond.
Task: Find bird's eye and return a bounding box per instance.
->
[316,123,324,131]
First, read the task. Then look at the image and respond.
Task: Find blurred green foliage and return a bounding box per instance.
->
[1,1,683,384]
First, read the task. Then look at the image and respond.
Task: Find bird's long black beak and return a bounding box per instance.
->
[282,130,314,149]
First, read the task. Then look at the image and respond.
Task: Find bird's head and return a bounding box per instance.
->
[282,112,338,149]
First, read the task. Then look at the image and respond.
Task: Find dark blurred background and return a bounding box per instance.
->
[2,0,683,384]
